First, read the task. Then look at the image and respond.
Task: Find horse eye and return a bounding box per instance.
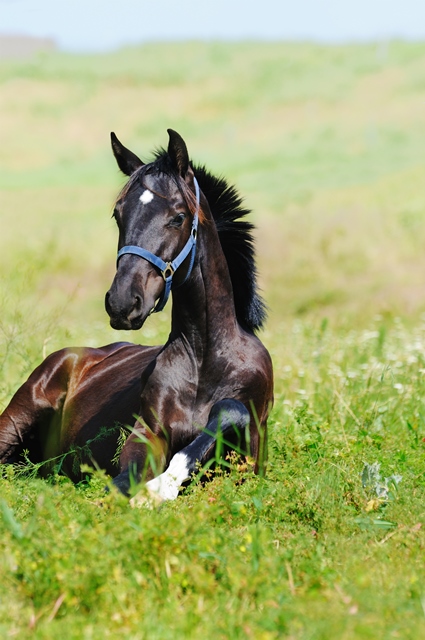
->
[170,213,185,227]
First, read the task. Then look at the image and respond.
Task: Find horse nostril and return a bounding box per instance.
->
[134,295,142,312]
[105,291,111,313]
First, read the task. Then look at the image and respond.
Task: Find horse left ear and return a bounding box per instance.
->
[167,129,189,177]
[111,132,144,176]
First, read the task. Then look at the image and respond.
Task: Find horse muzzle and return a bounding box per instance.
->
[106,250,169,329]
[104,288,145,330]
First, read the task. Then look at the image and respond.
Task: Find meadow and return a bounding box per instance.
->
[1,41,425,638]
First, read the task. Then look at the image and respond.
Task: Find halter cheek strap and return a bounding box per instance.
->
[116,177,200,313]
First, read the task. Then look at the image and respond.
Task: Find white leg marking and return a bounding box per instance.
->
[130,452,190,508]
[139,189,154,204]
[146,452,190,500]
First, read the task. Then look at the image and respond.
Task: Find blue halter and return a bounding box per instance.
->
[116,177,200,313]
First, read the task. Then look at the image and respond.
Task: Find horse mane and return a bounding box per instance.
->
[192,164,267,333]
[149,151,267,333]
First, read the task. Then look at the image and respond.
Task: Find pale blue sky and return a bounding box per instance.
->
[1,0,425,52]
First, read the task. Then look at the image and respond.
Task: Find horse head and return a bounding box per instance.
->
[105,129,200,330]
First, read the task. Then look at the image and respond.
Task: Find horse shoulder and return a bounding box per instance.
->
[235,330,273,383]
[229,331,274,418]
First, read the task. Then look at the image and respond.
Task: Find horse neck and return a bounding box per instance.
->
[170,207,239,357]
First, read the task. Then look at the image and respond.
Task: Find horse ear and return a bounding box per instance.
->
[110,132,144,176]
[167,129,189,177]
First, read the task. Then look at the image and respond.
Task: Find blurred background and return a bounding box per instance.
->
[1,0,425,400]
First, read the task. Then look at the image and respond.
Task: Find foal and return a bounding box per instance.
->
[0,130,273,502]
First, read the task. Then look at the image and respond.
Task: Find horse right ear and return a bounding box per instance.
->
[110,133,144,176]
[167,129,189,177]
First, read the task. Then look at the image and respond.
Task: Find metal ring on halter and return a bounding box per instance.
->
[161,263,175,280]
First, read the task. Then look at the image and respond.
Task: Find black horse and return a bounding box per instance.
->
[0,130,273,503]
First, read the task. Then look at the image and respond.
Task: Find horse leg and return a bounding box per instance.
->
[130,398,250,506]
[0,349,77,466]
[112,423,169,495]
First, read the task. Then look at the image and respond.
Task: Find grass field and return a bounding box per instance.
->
[1,41,425,638]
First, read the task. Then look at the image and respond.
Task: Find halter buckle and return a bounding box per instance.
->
[161,263,175,280]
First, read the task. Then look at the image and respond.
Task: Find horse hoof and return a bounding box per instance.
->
[130,487,164,509]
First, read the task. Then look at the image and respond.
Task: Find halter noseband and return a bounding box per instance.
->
[116,177,200,313]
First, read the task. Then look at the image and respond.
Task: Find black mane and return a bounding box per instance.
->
[192,164,267,333]
[151,150,267,333]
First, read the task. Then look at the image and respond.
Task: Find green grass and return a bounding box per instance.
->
[1,41,425,638]
[2,320,425,638]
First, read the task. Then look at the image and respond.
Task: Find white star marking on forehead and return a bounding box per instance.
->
[140,189,154,205]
